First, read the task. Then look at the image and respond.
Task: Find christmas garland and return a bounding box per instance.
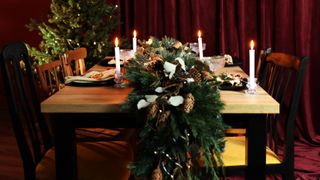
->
[122,37,226,179]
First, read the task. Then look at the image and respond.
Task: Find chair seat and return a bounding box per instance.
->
[222,136,281,166]
[36,141,133,180]
[224,128,246,135]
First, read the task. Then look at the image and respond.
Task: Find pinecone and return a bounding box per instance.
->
[136,47,145,55]
[189,68,202,83]
[201,71,214,80]
[151,166,162,180]
[173,41,182,49]
[144,61,156,71]
[158,110,171,123]
[147,103,159,119]
[148,52,163,61]
[183,93,195,113]
[150,53,162,61]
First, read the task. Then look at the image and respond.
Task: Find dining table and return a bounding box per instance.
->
[40,64,279,180]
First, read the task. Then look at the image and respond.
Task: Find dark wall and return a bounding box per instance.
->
[0,0,51,48]
[0,0,50,105]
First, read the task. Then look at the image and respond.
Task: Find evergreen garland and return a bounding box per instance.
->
[26,0,119,66]
[122,37,226,179]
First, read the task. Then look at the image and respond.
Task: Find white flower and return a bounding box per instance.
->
[145,95,158,102]
[186,78,195,83]
[146,38,153,45]
[224,54,233,65]
[175,57,186,71]
[155,87,164,93]
[168,96,184,106]
[137,99,150,109]
[163,61,177,79]
[137,95,158,109]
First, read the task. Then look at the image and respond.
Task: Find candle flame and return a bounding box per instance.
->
[198,30,202,38]
[133,30,137,37]
[115,37,119,47]
[250,40,254,49]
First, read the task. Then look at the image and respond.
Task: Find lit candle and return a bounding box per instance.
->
[114,37,121,78]
[198,30,203,60]
[249,40,255,87]
[133,30,137,53]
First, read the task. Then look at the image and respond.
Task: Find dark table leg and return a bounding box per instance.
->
[52,114,77,180]
[246,115,266,180]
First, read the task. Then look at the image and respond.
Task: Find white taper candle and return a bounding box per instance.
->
[249,40,255,87]
[114,37,121,78]
[133,30,137,53]
[198,30,203,60]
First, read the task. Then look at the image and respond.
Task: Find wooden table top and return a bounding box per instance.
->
[41,65,279,114]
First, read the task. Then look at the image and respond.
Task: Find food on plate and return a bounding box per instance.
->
[84,71,103,79]
[224,54,233,65]
[216,73,247,87]
[84,69,115,80]
[65,69,116,84]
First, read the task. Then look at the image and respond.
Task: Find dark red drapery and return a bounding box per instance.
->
[0,0,319,178]
[115,0,320,178]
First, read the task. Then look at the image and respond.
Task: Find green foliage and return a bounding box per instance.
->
[122,37,226,179]
[26,0,119,66]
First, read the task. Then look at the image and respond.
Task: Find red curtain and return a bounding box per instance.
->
[1,0,318,178]
[117,0,320,178]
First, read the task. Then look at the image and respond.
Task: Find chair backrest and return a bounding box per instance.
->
[0,42,52,179]
[256,48,272,81]
[36,60,65,98]
[61,47,87,76]
[259,52,308,171]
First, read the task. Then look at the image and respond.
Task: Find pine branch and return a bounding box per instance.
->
[123,37,226,179]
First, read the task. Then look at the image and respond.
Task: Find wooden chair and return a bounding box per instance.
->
[256,48,272,79]
[36,60,65,98]
[60,47,87,76]
[36,57,135,144]
[0,42,133,180]
[221,52,309,179]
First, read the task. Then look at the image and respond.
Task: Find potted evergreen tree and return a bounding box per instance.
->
[27,0,119,67]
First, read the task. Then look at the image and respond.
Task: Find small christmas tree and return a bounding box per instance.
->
[27,0,119,66]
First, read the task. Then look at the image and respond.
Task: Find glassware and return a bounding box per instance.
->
[203,56,226,72]
[245,79,257,94]
[120,49,134,62]
[189,42,206,54]
[114,72,124,88]
[113,49,133,88]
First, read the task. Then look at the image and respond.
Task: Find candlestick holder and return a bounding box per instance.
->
[114,73,124,88]
[245,80,257,95]
[189,42,206,55]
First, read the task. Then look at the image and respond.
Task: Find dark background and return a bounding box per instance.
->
[0,0,319,178]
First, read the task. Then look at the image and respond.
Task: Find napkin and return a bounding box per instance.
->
[65,69,115,84]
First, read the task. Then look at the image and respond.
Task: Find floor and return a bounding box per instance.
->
[0,76,23,179]
[0,104,24,179]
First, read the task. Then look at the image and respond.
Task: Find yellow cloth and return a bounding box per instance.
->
[222,136,281,166]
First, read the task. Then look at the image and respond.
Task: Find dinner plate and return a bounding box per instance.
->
[218,77,248,91]
[219,83,247,91]
[69,77,115,86]
[224,58,243,67]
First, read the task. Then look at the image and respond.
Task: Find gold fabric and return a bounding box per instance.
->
[222,136,281,166]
